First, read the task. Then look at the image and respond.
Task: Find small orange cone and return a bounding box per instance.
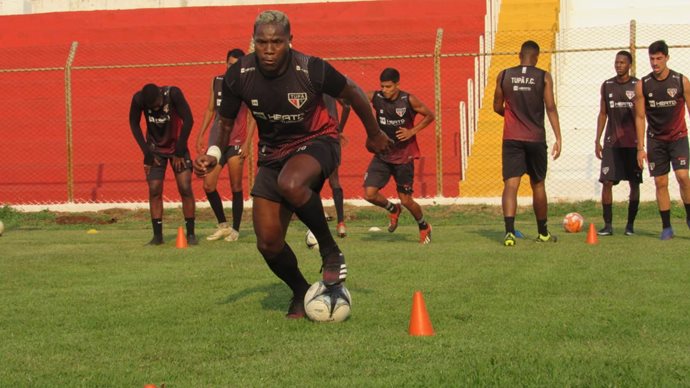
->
[408,291,435,336]
[176,226,188,248]
[586,223,598,245]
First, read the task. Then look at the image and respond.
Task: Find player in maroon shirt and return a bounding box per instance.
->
[129,84,196,245]
[195,49,256,243]
[364,68,435,244]
[634,40,690,240]
[194,10,391,319]
[493,40,562,246]
[595,51,641,236]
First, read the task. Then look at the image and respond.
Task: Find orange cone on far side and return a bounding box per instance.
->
[408,291,435,336]
[176,226,188,248]
[586,223,598,245]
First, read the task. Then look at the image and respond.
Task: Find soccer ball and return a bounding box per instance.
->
[0,220,4,236]
[304,281,352,323]
[305,229,319,250]
[562,212,584,233]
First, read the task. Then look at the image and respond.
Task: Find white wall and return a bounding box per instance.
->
[0,0,371,15]
[552,0,690,201]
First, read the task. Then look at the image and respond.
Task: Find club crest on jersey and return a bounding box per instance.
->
[602,167,609,175]
[626,90,635,99]
[288,93,307,109]
[667,88,678,98]
[396,108,407,117]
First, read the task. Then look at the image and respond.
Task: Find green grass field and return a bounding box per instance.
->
[1,202,690,387]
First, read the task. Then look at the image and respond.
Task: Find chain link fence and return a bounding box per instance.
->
[2,21,690,206]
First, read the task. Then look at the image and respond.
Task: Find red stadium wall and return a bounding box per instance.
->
[0,0,485,204]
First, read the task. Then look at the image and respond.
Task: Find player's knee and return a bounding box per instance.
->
[257,239,282,257]
[178,185,194,198]
[202,181,216,193]
[676,173,690,188]
[399,195,415,208]
[276,175,299,196]
[363,189,377,202]
[148,183,163,198]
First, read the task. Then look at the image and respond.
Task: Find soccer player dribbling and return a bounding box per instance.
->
[634,40,690,240]
[195,48,257,243]
[129,83,197,246]
[194,10,391,318]
[493,40,563,246]
[363,68,435,244]
[594,51,642,236]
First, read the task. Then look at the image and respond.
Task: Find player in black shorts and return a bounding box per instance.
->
[594,51,642,236]
[195,49,256,242]
[634,40,690,240]
[193,10,391,319]
[363,68,435,244]
[129,84,197,245]
[493,41,562,246]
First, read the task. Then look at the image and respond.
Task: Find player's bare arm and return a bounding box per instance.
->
[396,94,435,141]
[365,90,375,103]
[493,71,505,116]
[195,78,217,154]
[170,87,194,173]
[337,98,351,146]
[337,98,351,131]
[339,78,391,154]
[633,80,646,169]
[594,85,607,160]
[129,94,160,169]
[544,72,562,160]
[194,114,235,177]
[683,75,690,115]
[239,114,257,160]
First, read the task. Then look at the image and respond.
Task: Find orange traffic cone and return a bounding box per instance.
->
[408,291,435,336]
[586,223,598,245]
[176,226,188,248]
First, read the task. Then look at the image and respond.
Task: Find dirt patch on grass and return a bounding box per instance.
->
[55,215,117,225]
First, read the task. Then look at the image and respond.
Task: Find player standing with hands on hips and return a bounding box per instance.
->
[493,40,562,246]
[194,10,391,318]
[634,40,690,240]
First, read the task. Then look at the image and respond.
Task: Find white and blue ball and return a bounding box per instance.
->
[304,281,352,322]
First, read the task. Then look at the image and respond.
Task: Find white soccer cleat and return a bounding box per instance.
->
[206,222,232,241]
[223,228,240,242]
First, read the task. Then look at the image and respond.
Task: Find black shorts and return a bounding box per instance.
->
[599,147,643,184]
[647,136,690,177]
[363,156,414,194]
[219,145,242,166]
[146,152,192,181]
[251,137,341,203]
[502,140,547,181]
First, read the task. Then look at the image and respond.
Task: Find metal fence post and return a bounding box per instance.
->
[65,41,79,203]
[630,19,637,78]
[434,28,444,197]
